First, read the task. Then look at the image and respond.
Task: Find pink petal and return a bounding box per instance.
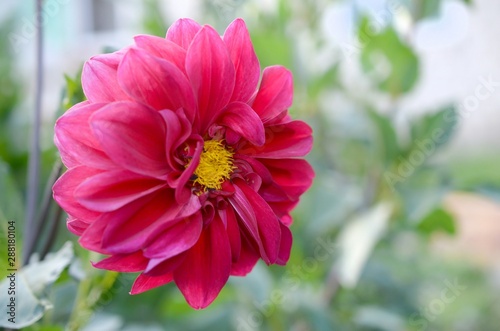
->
[54,102,114,169]
[67,217,89,236]
[266,200,298,226]
[92,251,148,272]
[174,216,231,309]
[228,184,263,258]
[219,102,265,146]
[53,166,102,222]
[78,216,108,254]
[170,136,203,204]
[118,49,197,122]
[82,51,130,103]
[223,207,241,262]
[130,273,174,295]
[232,179,281,264]
[90,101,168,177]
[239,120,313,158]
[258,183,288,203]
[230,235,260,276]
[260,158,315,199]
[252,66,293,123]
[75,169,165,212]
[223,18,260,103]
[134,35,187,73]
[144,253,186,276]
[186,25,235,133]
[166,18,202,50]
[276,223,292,265]
[234,155,273,184]
[159,109,193,169]
[101,190,201,254]
[143,214,203,259]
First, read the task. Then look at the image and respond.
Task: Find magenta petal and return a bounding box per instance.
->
[130,273,174,295]
[260,158,315,199]
[78,216,108,254]
[160,109,192,169]
[108,194,197,250]
[172,136,203,204]
[134,35,187,73]
[75,169,165,212]
[228,184,264,258]
[231,235,260,276]
[219,102,265,146]
[252,66,293,122]
[144,214,203,259]
[174,216,231,309]
[240,120,313,158]
[233,180,281,264]
[92,251,148,272]
[234,155,273,184]
[118,49,197,122]
[276,223,292,265]
[101,191,201,254]
[82,52,130,103]
[144,253,186,276]
[166,18,202,50]
[54,102,114,169]
[53,166,102,221]
[186,25,235,132]
[67,218,89,236]
[224,207,241,262]
[90,101,169,177]
[223,18,260,103]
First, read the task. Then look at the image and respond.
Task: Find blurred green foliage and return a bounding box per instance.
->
[3,0,500,330]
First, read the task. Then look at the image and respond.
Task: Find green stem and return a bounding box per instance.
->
[67,262,119,330]
[24,0,44,266]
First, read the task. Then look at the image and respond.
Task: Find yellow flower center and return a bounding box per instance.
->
[193,140,235,191]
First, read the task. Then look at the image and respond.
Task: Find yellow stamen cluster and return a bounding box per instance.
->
[193,140,235,191]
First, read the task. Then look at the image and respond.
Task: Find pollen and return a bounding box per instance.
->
[192,140,235,191]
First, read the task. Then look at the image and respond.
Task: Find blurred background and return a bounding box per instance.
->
[0,0,499,330]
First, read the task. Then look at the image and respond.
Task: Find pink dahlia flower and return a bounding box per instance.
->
[53,18,314,309]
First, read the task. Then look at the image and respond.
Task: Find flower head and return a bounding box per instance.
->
[53,18,314,309]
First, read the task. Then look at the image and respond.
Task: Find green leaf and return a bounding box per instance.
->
[417,208,456,236]
[394,166,452,222]
[251,30,293,70]
[359,21,419,97]
[366,109,399,165]
[417,0,442,20]
[25,326,64,331]
[0,160,24,223]
[449,155,500,190]
[354,306,406,331]
[61,69,85,112]
[296,297,339,331]
[0,242,73,329]
[408,105,457,154]
[142,0,168,37]
[0,18,21,123]
[308,63,341,99]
